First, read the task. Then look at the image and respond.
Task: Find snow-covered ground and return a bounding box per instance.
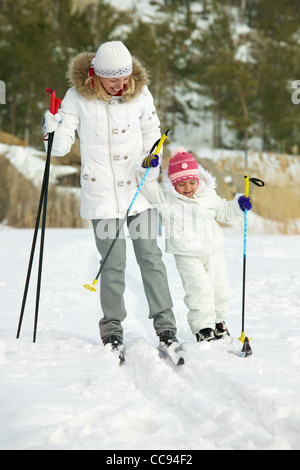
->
[1,226,300,450]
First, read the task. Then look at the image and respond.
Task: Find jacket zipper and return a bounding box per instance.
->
[105,102,120,214]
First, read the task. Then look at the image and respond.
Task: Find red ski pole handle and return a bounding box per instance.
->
[46,88,62,115]
[46,88,56,114]
[54,96,62,114]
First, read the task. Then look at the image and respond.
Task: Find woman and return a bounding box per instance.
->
[43,41,177,350]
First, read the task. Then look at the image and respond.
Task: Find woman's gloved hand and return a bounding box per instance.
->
[42,110,63,134]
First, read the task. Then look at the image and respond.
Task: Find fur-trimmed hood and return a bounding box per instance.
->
[161,164,217,200]
[67,51,149,102]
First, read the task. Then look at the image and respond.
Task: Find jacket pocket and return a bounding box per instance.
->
[80,164,94,190]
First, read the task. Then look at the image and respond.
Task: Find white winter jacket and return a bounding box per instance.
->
[46,52,161,219]
[138,164,243,257]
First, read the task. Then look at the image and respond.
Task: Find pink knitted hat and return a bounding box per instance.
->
[168,147,199,186]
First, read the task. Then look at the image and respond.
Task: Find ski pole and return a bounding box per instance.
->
[16,89,61,342]
[239,175,250,347]
[238,175,264,356]
[84,129,170,292]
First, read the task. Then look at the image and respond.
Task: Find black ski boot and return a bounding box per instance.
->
[159,330,178,347]
[215,321,230,340]
[103,335,123,350]
[196,328,216,342]
[103,335,125,364]
[159,330,184,365]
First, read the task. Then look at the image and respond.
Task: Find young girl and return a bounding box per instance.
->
[139,147,252,342]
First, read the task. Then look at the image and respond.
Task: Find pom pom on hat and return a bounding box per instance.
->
[172,146,186,156]
[168,147,199,186]
[94,41,132,78]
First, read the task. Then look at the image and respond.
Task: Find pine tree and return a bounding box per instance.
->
[248,0,300,152]
[0,0,56,142]
[187,1,238,147]
[125,1,196,129]
[0,0,124,147]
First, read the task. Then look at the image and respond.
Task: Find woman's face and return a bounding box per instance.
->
[100,75,130,95]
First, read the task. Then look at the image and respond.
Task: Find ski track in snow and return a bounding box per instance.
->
[1,228,300,450]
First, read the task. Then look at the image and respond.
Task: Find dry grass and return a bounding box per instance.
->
[0,130,27,147]
[2,139,300,233]
[0,154,85,228]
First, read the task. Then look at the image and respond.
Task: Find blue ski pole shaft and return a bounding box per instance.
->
[84,129,170,291]
[239,175,250,343]
[128,167,150,211]
[88,168,150,288]
[241,208,248,335]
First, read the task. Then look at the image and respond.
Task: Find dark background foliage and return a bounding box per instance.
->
[1,0,300,153]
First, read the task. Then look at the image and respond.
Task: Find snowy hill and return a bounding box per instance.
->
[0,143,78,188]
[1,225,300,450]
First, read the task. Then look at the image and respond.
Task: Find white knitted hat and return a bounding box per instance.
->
[93,41,132,78]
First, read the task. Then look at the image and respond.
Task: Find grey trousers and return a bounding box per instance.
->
[92,209,176,343]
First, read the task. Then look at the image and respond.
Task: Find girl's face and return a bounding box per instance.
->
[100,75,130,95]
[175,179,198,197]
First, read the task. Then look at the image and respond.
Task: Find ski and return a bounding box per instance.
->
[118,349,126,365]
[114,345,125,365]
[159,342,185,366]
[109,341,126,365]
[189,334,252,359]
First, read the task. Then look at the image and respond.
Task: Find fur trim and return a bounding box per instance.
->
[161,164,216,199]
[66,51,149,102]
[196,165,216,196]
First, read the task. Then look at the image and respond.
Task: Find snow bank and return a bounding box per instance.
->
[0,143,77,187]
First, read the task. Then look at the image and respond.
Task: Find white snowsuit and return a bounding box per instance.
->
[138,164,244,334]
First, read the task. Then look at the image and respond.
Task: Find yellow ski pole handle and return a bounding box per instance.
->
[244,174,249,197]
[154,130,169,154]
